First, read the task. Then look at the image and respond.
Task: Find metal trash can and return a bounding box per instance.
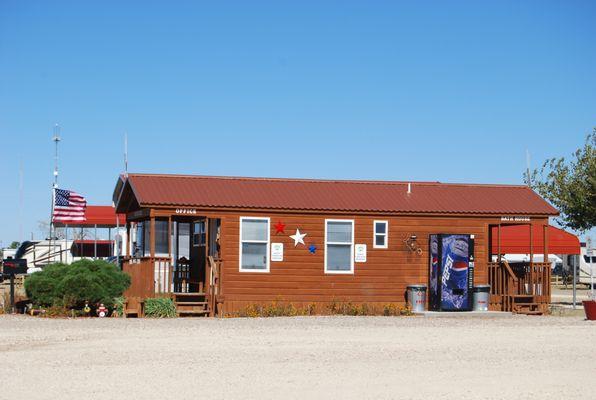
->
[472,285,491,311]
[407,284,427,313]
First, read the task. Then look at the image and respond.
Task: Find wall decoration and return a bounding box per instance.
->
[271,243,284,261]
[355,244,367,262]
[403,233,423,255]
[274,221,286,234]
[308,244,317,254]
[289,229,307,246]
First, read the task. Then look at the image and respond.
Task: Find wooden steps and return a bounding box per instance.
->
[173,292,210,317]
[511,295,544,315]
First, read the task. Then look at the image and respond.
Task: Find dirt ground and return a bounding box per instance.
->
[1,315,595,400]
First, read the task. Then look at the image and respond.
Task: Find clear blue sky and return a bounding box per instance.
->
[0,1,595,245]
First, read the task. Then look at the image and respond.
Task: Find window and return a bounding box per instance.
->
[325,219,354,274]
[373,220,388,249]
[239,217,270,272]
[155,219,169,256]
[584,255,596,263]
[133,221,150,257]
[193,221,206,247]
[176,222,190,260]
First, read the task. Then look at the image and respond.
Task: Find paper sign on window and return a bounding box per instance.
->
[355,244,367,263]
[271,243,284,262]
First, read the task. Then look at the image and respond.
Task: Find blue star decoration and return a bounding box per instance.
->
[308,244,317,254]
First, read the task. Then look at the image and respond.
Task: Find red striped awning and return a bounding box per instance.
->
[491,225,580,255]
[53,205,125,228]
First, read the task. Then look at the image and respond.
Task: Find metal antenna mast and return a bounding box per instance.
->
[525,149,531,186]
[124,131,128,176]
[53,124,61,189]
[19,157,23,243]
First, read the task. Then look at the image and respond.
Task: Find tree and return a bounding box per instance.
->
[25,259,131,309]
[9,241,20,249]
[525,129,595,232]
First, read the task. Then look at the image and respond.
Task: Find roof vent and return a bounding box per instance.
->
[407,182,412,194]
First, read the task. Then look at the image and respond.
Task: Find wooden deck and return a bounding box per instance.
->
[123,256,223,317]
[488,260,551,315]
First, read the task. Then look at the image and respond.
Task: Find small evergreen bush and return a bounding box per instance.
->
[144,297,177,318]
[25,259,130,309]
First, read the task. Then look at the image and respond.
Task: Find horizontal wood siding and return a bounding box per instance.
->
[220,213,491,313]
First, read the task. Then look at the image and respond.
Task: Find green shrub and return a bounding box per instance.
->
[25,259,130,309]
[113,296,125,317]
[144,297,177,318]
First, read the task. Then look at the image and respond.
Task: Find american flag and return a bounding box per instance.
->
[53,188,87,223]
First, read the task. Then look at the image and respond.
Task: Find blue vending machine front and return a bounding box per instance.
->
[429,234,474,311]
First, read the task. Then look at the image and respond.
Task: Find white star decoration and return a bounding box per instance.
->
[289,229,307,247]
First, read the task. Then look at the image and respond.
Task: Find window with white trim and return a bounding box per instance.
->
[373,220,388,249]
[239,217,270,272]
[325,219,354,274]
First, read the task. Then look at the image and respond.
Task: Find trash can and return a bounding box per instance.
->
[472,285,491,311]
[407,284,427,313]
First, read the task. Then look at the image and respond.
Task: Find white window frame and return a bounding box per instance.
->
[324,219,355,274]
[239,217,270,273]
[373,220,388,249]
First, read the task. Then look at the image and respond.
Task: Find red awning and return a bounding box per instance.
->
[54,205,125,228]
[491,225,580,255]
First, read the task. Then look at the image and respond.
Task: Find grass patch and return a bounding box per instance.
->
[144,297,177,318]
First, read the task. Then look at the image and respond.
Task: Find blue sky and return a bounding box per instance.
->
[0,1,595,245]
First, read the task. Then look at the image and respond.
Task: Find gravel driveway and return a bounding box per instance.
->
[1,315,595,400]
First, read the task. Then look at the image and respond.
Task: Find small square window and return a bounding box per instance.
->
[373,220,388,249]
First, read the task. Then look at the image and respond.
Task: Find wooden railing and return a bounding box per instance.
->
[511,261,551,304]
[488,261,517,312]
[207,256,223,317]
[123,257,173,298]
[488,260,551,312]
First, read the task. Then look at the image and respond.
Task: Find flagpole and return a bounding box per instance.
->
[49,124,61,264]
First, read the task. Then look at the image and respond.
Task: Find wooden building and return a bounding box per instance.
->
[113,173,558,316]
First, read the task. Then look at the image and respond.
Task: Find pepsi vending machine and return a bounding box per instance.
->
[429,234,474,311]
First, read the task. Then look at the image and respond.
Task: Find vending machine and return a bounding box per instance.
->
[429,234,475,311]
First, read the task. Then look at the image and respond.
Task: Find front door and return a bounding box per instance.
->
[190,219,207,293]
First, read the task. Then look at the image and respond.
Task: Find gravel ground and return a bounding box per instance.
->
[1,315,595,400]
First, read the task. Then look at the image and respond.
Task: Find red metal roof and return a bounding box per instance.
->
[118,173,558,216]
[491,225,580,254]
[53,205,125,227]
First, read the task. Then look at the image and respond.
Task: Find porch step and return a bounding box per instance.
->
[175,301,208,307]
[177,309,210,316]
[173,292,206,297]
[172,291,211,317]
[512,300,544,315]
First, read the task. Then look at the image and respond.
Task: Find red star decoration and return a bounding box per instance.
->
[274,221,286,234]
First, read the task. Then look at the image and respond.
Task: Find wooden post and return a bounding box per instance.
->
[543,224,549,301]
[150,217,155,258]
[205,218,210,295]
[497,224,501,263]
[529,223,534,295]
[168,216,172,293]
